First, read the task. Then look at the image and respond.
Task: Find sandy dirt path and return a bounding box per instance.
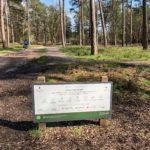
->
[0,47,149,150]
[0,47,150,74]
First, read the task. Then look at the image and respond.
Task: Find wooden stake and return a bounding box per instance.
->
[37,76,46,83]
[99,76,110,127]
[37,76,46,130]
[101,76,108,83]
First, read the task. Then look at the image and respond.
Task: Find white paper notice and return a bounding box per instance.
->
[33,83,112,115]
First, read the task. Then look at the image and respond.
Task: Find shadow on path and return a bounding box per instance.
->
[0,119,36,131]
[0,119,100,131]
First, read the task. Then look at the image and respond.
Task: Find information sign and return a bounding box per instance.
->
[33,83,112,123]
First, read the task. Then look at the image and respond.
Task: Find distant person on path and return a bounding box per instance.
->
[23,39,29,49]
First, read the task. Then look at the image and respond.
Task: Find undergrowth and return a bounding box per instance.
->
[61,46,150,61]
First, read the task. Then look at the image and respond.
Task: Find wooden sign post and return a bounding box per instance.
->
[37,76,46,131]
[100,76,111,127]
[33,76,112,130]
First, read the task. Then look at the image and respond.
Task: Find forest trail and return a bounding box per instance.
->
[0,47,150,149]
[0,47,63,73]
[0,46,150,74]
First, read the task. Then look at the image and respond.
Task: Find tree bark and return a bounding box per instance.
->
[0,0,7,48]
[11,24,15,44]
[81,0,84,45]
[142,0,148,50]
[59,0,65,47]
[98,0,107,47]
[5,0,10,47]
[90,0,98,55]
[62,0,66,45]
[79,0,83,46]
[26,0,30,44]
[122,0,125,47]
[111,0,117,45]
[44,21,47,46]
[130,0,133,45]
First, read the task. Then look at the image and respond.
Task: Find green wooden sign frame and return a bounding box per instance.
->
[32,83,112,123]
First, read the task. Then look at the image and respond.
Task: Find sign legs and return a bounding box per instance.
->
[100,76,111,127]
[37,76,47,130]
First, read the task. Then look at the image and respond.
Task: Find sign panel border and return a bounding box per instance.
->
[32,82,113,123]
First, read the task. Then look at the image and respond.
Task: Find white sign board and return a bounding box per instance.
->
[33,83,112,122]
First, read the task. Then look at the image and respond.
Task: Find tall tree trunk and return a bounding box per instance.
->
[122,0,125,47]
[96,4,99,44]
[112,0,117,45]
[35,12,39,44]
[98,0,107,47]
[11,24,15,44]
[122,0,125,46]
[0,0,7,48]
[26,0,30,44]
[78,0,84,46]
[59,0,65,47]
[130,0,133,45]
[142,0,148,50]
[79,0,82,46]
[114,34,117,46]
[5,0,10,47]
[81,0,84,45]
[44,21,47,46]
[62,0,66,45]
[90,0,98,55]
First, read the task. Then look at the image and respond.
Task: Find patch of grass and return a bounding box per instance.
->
[136,66,145,74]
[29,45,45,49]
[61,46,91,56]
[72,127,83,136]
[31,56,48,64]
[29,128,41,138]
[112,75,140,94]
[0,45,23,52]
[138,93,150,100]
[38,48,47,53]
[47,77,59,83]
[136,129,146,138]
[97,46,150,60]
[61,46,150,61]
[45,61,149,101]
[0,44,45,52]
[47,63,70,74]
[141,78,150,86]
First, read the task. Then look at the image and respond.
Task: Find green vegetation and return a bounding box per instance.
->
[0,44,46,53]
[29,128,41,138]
[44,61,150,101]
[61,46,150,61]
[31,56,48,64]
[61,46,91,56]
[38,48,47,53]
[0,44,23,52]
[47,77,58,83]
[72,127,83,136]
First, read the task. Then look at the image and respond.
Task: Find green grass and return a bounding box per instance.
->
[0,45,23,52]
[0,44,45,53]
[44,61,150,101]
[38,48,47,53]
[61,46,150,61]
[72,127,83,136]
[29,128,41,138]
[47,78,58,83]
[31,56,48,64]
